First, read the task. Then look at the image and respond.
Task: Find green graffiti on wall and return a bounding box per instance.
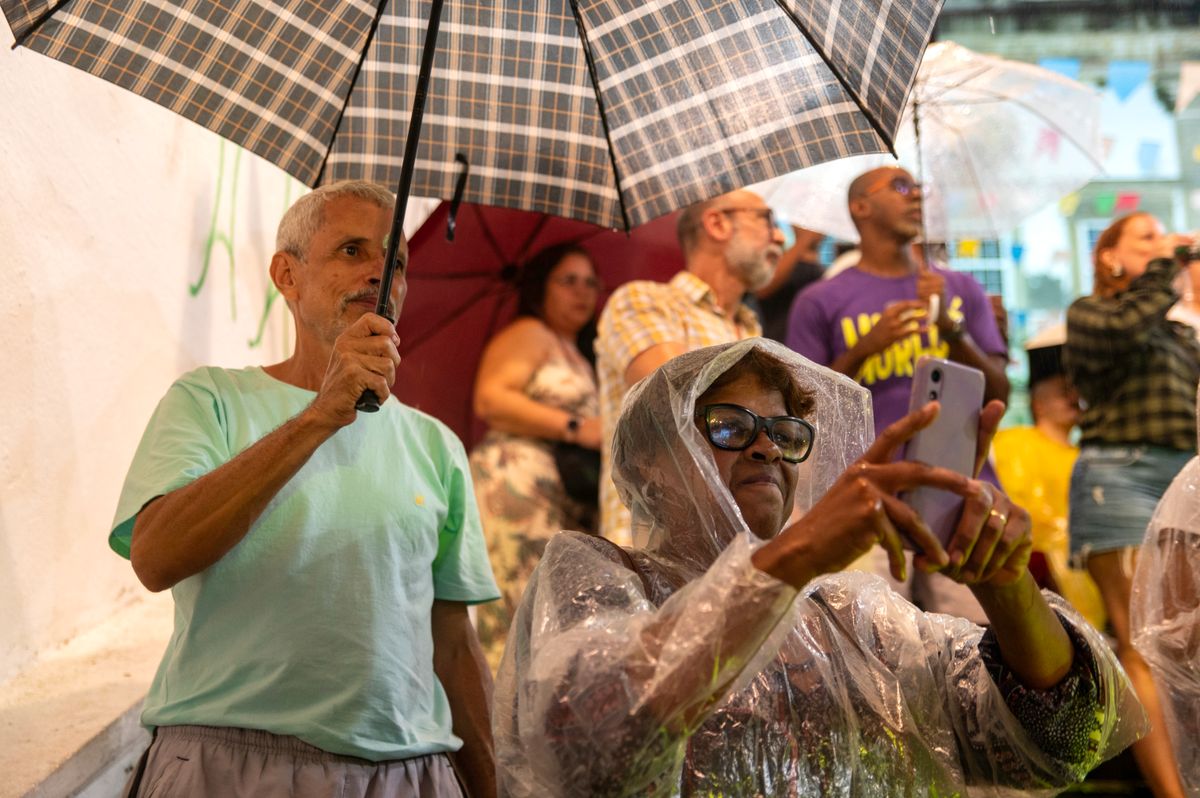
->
[190,140,300,349]
[249,178,300,349]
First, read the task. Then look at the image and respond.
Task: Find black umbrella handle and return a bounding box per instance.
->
[355,0,448,414]
[355,390,382,412]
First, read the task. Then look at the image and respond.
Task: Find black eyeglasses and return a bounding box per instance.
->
[700,404,815,463]
[717,207,776,229]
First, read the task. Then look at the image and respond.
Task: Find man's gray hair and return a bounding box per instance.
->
[675,196,718,253]
[275,180,395,257]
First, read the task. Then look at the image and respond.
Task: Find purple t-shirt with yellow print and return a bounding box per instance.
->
[786,266,1006,439]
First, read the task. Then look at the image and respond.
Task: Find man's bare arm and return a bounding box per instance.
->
[829,300,926,380]
[972,572,1073,690]
[131,411,338,592]
[130,314,398,592]
[432,600,496,798]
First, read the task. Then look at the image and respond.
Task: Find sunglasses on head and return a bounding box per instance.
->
[700,404,815,463]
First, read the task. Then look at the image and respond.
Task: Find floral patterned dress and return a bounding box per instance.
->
[470,354,599,671]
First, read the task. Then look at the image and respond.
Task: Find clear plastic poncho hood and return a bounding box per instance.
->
[495,339,1143,798]
[1132,400,1200,795]
[611,338,873,565]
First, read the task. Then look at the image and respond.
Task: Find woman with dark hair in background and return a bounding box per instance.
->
[469,243,603,670]
[1065,212,1199,798]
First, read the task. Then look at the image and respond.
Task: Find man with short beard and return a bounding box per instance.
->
[110,181,499,797]
[595,189,784,545]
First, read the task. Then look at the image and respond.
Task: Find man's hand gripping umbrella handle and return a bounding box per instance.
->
[354,207,405,412]
[353,229,403,413]
[354,0,448,413]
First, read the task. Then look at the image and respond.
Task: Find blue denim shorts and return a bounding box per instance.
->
[1068,444,1192,566]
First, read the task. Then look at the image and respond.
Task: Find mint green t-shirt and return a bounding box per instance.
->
[110,366,499,761]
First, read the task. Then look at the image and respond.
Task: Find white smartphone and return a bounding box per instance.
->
[900,357,984,550]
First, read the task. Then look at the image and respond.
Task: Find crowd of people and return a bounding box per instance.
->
[107,176,1200,797]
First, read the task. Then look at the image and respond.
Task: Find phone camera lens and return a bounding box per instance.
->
[931,369,942,383]
[929,391,938,400]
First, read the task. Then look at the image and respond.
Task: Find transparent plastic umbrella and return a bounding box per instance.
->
[753,41,1104,242]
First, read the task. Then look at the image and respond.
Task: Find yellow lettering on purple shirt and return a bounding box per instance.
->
[839,298,962,386]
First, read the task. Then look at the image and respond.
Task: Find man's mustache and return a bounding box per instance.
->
[343,289,397,321]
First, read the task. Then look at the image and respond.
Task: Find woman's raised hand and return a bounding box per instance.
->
[755,404,963,589]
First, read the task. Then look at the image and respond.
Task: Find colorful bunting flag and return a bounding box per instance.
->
[1094,192,1117,215]
[1114,192,1141,213]
[1035,128,1061,160]
[1059,192,1081,216]
[1038,57,1081,81]
[1107,60,1150,103]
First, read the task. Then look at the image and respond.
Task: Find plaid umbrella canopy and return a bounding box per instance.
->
[4,0,941,231]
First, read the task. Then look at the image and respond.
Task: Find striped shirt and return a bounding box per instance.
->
[595,271,762,545]
[1065,258,1200,451]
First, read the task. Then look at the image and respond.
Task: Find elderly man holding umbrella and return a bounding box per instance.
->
[109,181,500,797]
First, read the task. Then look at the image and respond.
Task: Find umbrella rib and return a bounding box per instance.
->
[312,0,392,186]
[567,0,632,232]
[769,0,899,155]
[473,204,513,265]
[11,0,73,48]
[514,215,553,263]
[917,64,995,106]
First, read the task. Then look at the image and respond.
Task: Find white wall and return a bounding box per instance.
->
[0,29,298,682]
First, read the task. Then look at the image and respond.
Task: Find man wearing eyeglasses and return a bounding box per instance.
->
[595,189,785,545]
[785,166,1009,623]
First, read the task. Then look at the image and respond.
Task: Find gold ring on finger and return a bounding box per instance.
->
[989,508,1008,527]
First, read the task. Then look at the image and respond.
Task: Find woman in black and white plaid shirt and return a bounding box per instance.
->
[1064,212,1199,798]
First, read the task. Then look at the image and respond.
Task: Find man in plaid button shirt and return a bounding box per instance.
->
[595,189,784,544]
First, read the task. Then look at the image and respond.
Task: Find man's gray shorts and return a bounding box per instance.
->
[124,725,466,797]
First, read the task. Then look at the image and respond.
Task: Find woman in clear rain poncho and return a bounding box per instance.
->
[1133,399,1200,796]
[494,339,1142,797]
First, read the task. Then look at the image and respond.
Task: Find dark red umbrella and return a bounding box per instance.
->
[394,202,684,447]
